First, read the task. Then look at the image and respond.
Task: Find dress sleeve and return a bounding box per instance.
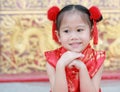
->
[90,51,106,78]
[44,51,57,68]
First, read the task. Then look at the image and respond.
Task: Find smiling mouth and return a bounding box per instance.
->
[69,42,82,48]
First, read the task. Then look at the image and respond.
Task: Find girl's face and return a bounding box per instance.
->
[57,11,92,53]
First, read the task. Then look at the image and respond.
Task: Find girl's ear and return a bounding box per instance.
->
[56,30,61,43]
[90,26,94,40]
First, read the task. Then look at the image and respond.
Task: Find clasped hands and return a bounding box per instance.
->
[57,51,86,69]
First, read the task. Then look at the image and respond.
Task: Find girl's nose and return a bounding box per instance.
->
[70,31,79,40]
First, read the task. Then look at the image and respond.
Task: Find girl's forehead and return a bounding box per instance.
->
[61,10,91,27]
[62,11,87,23]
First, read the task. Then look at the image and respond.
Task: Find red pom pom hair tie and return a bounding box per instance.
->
[89,6,102,45]
[47,6,60,43]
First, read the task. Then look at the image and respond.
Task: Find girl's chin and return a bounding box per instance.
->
[69,49,83,53]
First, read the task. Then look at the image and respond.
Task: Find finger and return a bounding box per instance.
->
[68,62,75,68]
[70,52,84,61]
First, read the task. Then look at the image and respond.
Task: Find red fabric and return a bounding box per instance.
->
[47,6,60,43]
[92,21,98,45]
[89,6,102,45]
[47,6,60,21]
[45,45,105,92]
[89,6,102,21]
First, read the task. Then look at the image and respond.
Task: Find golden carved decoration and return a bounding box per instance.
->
[0,15,58,74]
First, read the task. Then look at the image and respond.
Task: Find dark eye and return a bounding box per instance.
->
[64,30,69,33]
[77,29,83,32]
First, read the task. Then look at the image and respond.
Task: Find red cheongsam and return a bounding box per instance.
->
[45,44,105,92]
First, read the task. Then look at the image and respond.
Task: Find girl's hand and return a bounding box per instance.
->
[68,60,86,69]
[57,51,84,68]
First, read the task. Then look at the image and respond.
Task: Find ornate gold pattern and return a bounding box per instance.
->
[0,0,120,74]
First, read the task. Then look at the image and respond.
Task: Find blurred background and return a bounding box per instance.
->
[0,0,120,92]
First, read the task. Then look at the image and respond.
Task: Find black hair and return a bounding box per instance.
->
[56,4,102,31]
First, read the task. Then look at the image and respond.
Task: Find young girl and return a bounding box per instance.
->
[45,4,105,92]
